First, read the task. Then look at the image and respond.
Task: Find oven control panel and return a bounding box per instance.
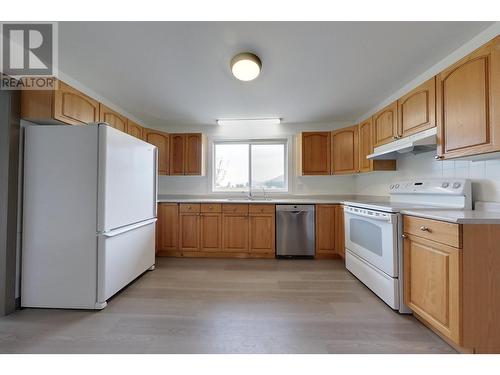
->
[389,179,470,195]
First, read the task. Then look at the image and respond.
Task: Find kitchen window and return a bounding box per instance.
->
[212,140,288,193]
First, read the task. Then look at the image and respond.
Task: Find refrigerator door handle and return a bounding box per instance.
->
[100,218,157,238]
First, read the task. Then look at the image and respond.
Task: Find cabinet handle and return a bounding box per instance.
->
[420,226,430,232]
[434,155,443,160]
[402,234,407,238]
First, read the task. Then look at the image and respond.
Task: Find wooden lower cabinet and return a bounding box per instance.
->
[200,213,222,252]
[335,205,345,258]
[403,215,500,353]
[315,205,336,257]
[249,206,275,254]
[222,214,249,253]
[315,204,344,258]
[404,234,461,344]
[179,212,200,252]
[156,203,179,255]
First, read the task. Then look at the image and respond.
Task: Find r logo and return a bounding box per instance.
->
[1,23,55,76]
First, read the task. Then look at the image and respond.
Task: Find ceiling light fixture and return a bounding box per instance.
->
[230,52,262,81]
[217,118,281,126]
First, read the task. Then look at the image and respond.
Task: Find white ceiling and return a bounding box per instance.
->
[59,22,493,128]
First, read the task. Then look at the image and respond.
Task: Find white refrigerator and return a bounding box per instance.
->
[21,123,157,309]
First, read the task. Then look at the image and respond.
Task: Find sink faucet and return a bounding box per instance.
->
[246,186,253,200]
[262,187,269,200]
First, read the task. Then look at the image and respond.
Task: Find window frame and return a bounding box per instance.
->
[211,138,289,194]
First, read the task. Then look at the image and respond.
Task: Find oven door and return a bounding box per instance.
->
[344,206,399,277]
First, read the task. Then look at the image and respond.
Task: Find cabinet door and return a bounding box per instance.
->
[53,81,100,125]
[398,77,436,137]
[200,213,222,252]
[169,134,186,175]
[222,214,249,252]
[315,205,336,255]
[144,130,169,175]
[156,203,178,253]
[99,104,127,133]
[301,132,331,175]
[179,213,200,251]
[437,36,500,159]
[358,118,373,172]
[127,119,143,139]
[372,101,398,147]
[185,133,203,175]
[332,125,359,174]
[249,214,275,254]
[334,205,345,258]
[404,235,461,344]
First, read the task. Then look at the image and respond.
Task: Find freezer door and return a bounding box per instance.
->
[97,219,156,303]
[98,125,157,232]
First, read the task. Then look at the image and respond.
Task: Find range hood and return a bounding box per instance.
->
[367,127,437,160]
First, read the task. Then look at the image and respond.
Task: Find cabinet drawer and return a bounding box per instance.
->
[249,204,275,214]
[404,216,461,248]
[201,203,222,213]
[222,204,249,215]
[179,203,201,213]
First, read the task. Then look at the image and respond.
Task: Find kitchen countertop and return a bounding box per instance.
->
[157,195,500,224]
[400,209,500,224]
[157,194,388,204]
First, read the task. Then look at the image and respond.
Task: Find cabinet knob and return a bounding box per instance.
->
[420,226,430,232]
[402,234,407,238]
[434,155,443,160]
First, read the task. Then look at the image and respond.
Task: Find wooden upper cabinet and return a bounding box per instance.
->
[398,77,436,138]
[331,125,359,174]
[99,104,127,133]
[372,101,398,147]
[169,133,204,176]
[301,132,332,175]
[143,129,169,175]
[21,80,99,125]
[358,118,397,173]
[127,119,143,139]
[185,133,203,175]
[358,118,374,172]
[169,134,186,175]
[437,36,500,159]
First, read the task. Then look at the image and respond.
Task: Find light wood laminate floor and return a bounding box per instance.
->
[0,258,455,353]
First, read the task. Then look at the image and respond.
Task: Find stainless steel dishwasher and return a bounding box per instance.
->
[276,204,315,258]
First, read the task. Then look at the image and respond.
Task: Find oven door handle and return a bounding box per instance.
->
[346,210,393,222]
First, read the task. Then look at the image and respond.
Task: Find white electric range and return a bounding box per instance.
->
[342,179,472,313]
